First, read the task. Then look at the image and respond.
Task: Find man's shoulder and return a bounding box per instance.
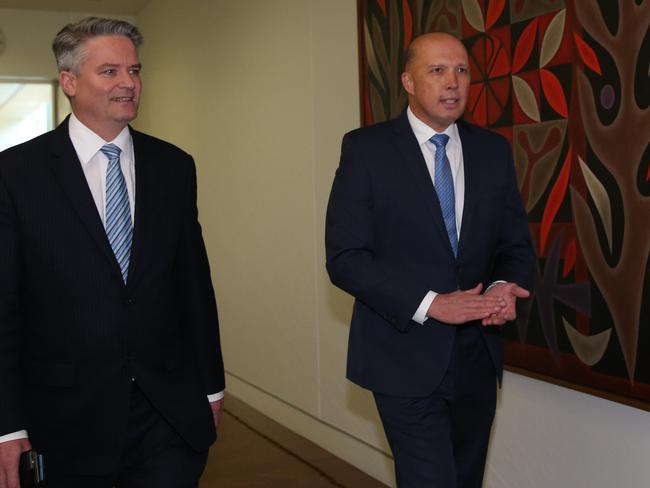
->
[457,119,510,147]
[343,117,397,142]
[130,129,192,159]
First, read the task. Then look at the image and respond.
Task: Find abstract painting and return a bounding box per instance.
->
[358,0,650,408]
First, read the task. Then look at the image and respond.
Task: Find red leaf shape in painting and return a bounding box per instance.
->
[486,34,510,77]
[512,19,537,73]
[540,69,568,118]
[647,164,650,182]
[563,236,576,277]
[377,0,387,17]
[486,0,506,30]
[403,0,413,50]
[469,38,486,82]
[487,77,509,125]
[540,145,572,254]
[491,45,510,77]
[468,83,487,126]
[573,32,602,75]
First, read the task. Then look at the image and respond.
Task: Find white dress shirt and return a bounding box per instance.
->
[406,107,466,325]
[69,113,136,224]
[0,115,222,445]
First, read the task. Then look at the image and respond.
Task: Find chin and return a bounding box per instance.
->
[115,111,138,123]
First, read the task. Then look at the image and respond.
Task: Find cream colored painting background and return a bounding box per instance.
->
[1,2,650,487]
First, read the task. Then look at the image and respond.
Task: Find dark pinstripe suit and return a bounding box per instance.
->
[0,117,224,476]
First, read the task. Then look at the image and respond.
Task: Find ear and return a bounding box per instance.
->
[59,71,77,98]
[401,72,414,95]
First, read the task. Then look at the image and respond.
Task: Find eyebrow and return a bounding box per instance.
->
[97,63,142,69]
[424,63,469,70]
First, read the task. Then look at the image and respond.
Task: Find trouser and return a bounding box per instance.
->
[374,325,497,488]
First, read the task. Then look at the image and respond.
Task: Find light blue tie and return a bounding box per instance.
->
[430,134,458,258]
[101,144,132,283]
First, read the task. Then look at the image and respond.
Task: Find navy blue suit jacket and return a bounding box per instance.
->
[325,112,534,397]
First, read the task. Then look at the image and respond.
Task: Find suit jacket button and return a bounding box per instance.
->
[126,298,133,305]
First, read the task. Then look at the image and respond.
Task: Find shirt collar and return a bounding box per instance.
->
[68,112,132,165]
[406,106,461,148]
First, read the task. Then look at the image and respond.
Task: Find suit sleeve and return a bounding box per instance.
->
[325,133,431,333]
[174,157,225,395]
[0,167,25,436]
[490,140,536,288]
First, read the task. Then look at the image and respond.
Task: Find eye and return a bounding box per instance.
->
[430,66,444,74]
[102,68,116,75]
[457,66,469,74]
[129,68,140,76]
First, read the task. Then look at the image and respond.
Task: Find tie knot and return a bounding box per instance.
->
[100,144,121,161]
[429,133,449,149]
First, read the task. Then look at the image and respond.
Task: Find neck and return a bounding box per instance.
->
[407,105,453,133]
[72,113,127,142]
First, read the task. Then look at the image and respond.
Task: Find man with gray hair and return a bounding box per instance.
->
[0,17,225,488]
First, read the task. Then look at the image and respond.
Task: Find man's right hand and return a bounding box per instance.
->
[426,283,506,324]
[0,438,32,488]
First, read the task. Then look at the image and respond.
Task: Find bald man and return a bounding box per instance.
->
[326,33,534,487]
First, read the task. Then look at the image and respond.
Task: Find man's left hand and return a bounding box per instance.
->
[482,282,530,326]
[209,398,224,428]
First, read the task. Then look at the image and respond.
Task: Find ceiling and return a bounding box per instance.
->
[0,0,150,15]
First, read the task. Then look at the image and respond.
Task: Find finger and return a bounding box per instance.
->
[483,316,506,326]
[510,285,530,298]
[459,294,505,307]
[460,307,505,322]
[456,304,503,320]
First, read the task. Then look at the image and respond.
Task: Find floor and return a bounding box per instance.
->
[200,395,389,487]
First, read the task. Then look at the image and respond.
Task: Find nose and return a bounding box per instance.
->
[117,70,136,89]
[446,70,459,90]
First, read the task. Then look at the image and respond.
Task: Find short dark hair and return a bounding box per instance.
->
[52,17,143,73]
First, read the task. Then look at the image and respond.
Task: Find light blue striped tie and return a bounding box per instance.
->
[430,134,458,258]
[101,144,132,283]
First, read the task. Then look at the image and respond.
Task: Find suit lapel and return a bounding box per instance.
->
[48,118,124,280]
[456,120,481,258]
[126,129,154,290]
[392,112,455,256]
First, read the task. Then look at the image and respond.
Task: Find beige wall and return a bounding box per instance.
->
[135,0,394,481]
[3,3,650,487]
[135,3,650,487]
[0,9,74,79]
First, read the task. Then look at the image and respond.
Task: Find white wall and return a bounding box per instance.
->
[3,3,650,487]
[486,372,650,488]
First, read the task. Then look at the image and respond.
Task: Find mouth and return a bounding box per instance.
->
[111,96,136,103]
[440,97,460,106]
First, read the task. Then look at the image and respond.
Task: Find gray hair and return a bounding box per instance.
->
[52,17,143,73]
